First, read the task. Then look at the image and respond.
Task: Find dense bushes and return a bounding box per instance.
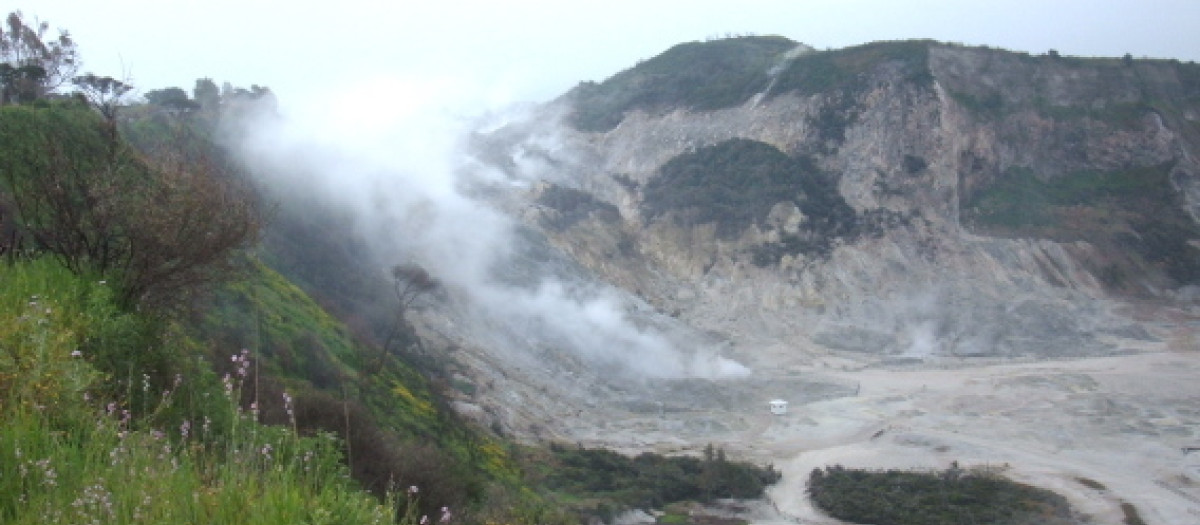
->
[644,139,809,237]
[0,101,260,310]
[530,443,780,520]
[642,138,858,261]
[535,184,621,230]
[808,464,1078,525]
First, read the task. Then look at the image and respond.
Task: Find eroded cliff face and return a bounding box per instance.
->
[419,44,1200,519]
[422,40,1200,444]
[488,42,1200,367]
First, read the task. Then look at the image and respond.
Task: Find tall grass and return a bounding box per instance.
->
[0,257,432,524]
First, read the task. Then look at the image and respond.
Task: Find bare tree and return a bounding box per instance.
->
[368,263,439,373]
[0,11,79,104]
[72,73,133,151]
[391,264,438,313]
[120,140,262,310]
[72,74,132,120]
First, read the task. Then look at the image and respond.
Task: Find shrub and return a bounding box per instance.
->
[642,139,859,262]
[807,464,1078,525]
[533,443,780,520]
[0,101,260,311]
[642,139,814,237]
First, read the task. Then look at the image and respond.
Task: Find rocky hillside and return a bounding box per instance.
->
[440,37,1200,439]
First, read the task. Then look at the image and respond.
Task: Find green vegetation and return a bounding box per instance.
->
[950,90,1157,125]
[1,252,776,525]
[0,251,529,524]
[645,139,812,236]
[963,162,1200,285]
[771,40,933,96]
[772,41,933,148]
[195,258,523,514]
[567,38,936,133]
[944,50,1200,123]
[1035,99,1153,125]
[644,138,791,236]
[535,184,621,230]
[0,100,260,311]
[807,464,1078,525]
[641,138,858,262]
[568,36,797,132]
[526,443,779,523]
[0,17,540,520]
[0,257,398,525]
[2,11,839,525]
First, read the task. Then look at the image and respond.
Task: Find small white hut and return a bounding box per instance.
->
[769,399,788,415]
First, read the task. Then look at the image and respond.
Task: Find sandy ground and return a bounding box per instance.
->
[746,349,1200,525]
[548,341,1200,525]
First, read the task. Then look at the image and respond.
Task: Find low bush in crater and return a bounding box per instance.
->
[807,463,1078,525]
[528,443,780,522]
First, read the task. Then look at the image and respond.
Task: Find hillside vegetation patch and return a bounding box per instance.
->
[642,139,858,261]
[568,36,798,132]
[964,162,1200,285]
[771,40,933,96]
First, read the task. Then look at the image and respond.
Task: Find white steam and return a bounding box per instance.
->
[234,74,748,380]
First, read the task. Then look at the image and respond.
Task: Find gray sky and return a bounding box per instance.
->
[28,0,1200,107]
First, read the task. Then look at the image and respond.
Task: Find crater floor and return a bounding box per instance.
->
[547,323,1200,525]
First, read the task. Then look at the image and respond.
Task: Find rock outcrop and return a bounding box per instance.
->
[492,41,1192,357]
[448,38,1200,440]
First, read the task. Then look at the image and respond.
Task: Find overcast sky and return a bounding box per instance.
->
[28,0,1200,108]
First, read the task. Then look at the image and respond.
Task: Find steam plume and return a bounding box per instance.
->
[233,74,748,379]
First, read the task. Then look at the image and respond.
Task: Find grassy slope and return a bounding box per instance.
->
[0,101,537,523]
[0,252,530,524]
[567,36,798,132]
[0,257,396,525]
[199,257,519,478]
[962,158,1200,290]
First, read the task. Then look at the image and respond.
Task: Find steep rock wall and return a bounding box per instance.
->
[505,43,1200,362]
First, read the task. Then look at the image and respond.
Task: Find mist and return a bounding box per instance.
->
[232,74,748,380]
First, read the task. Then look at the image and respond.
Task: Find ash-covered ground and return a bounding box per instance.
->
[448,298,1200,525]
